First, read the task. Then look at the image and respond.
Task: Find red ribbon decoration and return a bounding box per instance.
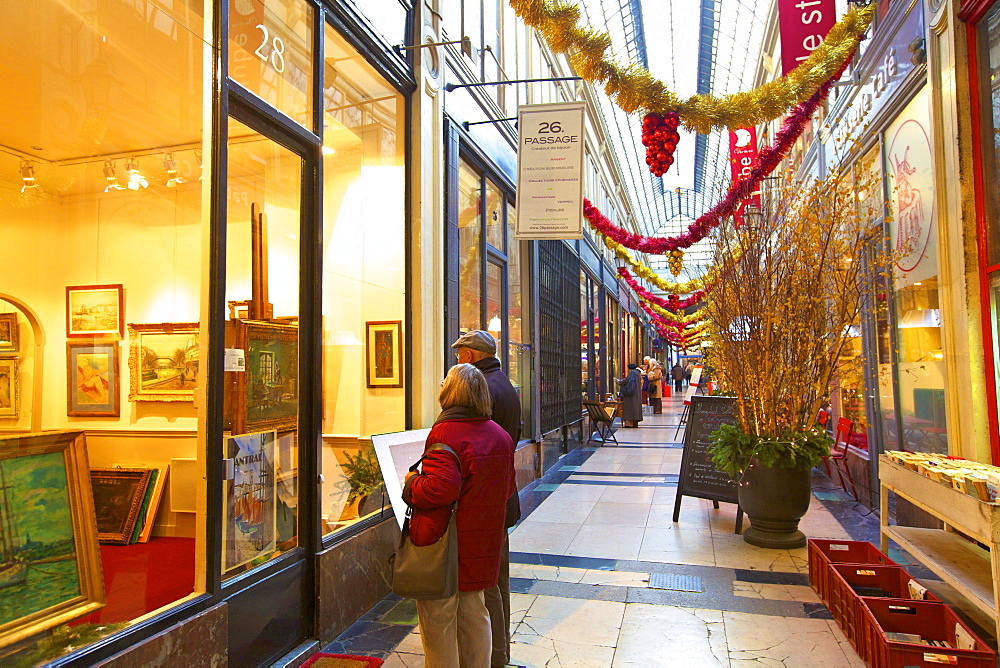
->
[587,59,851,254]
[617,267,705,311]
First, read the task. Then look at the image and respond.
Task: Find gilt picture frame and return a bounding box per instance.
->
[66,284,124,338]
[0,431,104,647]
[0,313,18,353]
[0,356,18,419]
[67,342,120,417]
[89,467,154,545]
[229,321,298,434]
[365,321,402,388]
[127,323,199,402]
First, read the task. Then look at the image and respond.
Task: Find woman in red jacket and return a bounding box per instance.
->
[403,363,516,667]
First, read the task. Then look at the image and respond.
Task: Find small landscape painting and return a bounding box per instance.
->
[0,313,18,353]
[128,323,199,402]
[66,285,123,338]
[0,357,19,419]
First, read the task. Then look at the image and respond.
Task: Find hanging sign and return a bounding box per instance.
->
[778,0,837,75]
[515,102,586,240]
[729,127,761,225]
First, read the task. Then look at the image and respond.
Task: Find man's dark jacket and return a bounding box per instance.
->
[473,356,522,527]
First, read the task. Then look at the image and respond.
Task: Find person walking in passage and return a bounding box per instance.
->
[404,363,516,668]
[616,363,644,427]
[647,360,664,414]
[671,362,686,393]
[452,330,521,666]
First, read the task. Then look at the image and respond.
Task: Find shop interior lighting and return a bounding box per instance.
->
[487,315,502,334]
[19,160,37,194]
[163,153,184,187]
[194,150,203,181]
[103,160,124,192]
[125,156,148,190]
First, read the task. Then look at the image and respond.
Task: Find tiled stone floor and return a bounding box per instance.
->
[323,397,996,666]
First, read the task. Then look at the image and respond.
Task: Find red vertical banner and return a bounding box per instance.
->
[777,0,837,75]
[729,127,760,226]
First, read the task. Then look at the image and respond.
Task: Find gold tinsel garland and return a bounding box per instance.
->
[646,299,704,325]
[599,233,707,293]
[509,0,874,134]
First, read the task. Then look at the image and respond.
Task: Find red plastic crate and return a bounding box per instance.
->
[859,598,996,668]
[827,564,941,657]
[808,538,898,604]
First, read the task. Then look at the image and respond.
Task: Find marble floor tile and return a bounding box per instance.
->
[565,524,645,560]
[599,485,658,504]
[381,651,424,668]
[509,521,581,554]
[517,595,626,648]
[638,527,716,566]
[578,569,650,587]
[711,532,806,572]
[613,604,727,667]
[723,611,863,667]
[393,628,423,654]
[548,484,610,501]
[509,639,616,668]
[731,581,820,603]
[510,593,536,626]
[584,502,651,528]
[647,502,709,529]
[527,497,598,524]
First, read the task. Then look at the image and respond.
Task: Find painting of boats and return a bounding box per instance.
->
[224,430,276,571]
[0,431,104,647]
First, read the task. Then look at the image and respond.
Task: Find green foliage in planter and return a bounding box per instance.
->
[709,422,832,475]
[342,445,383,505]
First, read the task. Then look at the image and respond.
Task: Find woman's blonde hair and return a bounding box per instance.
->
[439,363,492,417]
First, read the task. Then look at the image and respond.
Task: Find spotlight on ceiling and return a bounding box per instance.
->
[19,160,38,195]
[104,160,125,192]
[163,152,184,187]
[125,156,148,190]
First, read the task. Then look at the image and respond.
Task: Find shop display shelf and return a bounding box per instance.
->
[827,563,940,654]
[858,597,996,668]
[808,538,898,605]
[879,456,1000,639]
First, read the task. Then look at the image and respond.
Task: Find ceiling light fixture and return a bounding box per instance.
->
[125,157,148,190]
[19,160,38,194]
[163,153,184,187]
[103,160,124,192]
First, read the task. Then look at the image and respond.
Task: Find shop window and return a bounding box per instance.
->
[0,0,207,659]
[486,179,504,251]
[222,118,301,578]
[319,23,404,537]
[884,87,949,454]
[228,0,314,131]
[507,204,533,435]
[458,160,483,334]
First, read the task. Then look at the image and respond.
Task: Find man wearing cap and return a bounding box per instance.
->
[451,330,521,667]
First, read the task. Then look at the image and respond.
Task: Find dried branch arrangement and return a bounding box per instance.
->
[705,163,889,443]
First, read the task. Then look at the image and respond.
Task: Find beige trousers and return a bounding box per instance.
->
[416,589,492,668]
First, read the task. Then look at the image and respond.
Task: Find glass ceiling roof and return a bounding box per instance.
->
[575,0,770,279]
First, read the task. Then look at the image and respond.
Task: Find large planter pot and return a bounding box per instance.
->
[737,459,812,549]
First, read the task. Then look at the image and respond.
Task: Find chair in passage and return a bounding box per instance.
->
[583,400,620,446]
[827,417,859,502]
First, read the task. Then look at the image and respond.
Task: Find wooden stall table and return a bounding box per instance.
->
[879,454,1000,640]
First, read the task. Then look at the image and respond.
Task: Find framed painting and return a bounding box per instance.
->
[0,312,18,353]
[127,322,199,402]
[0,431,104,647]
[66,284,124,338]
[366,321,402,388]
[89,468,153,545]
[67,342,120,417]
[224,430,277,571]
[0,357,18,419]
[229,320,298,434]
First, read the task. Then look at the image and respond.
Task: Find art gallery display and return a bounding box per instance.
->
[89,467,155,545]
[227,320,298,434]
[224,430,277,571]
[365,320,403,388]
[0,357,18,419]
[0,313,18,353]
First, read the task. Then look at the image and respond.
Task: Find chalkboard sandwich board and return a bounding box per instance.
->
[673,395,743,533]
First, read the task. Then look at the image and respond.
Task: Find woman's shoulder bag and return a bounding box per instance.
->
[389,443,461,600]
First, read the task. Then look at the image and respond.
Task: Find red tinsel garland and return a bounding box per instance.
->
[617,267,705,311]
[585,60,851,254]
[638,301,700,331]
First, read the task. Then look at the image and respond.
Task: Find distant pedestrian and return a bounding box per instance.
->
[616,363,644,427]
[647,361,664,414]
[671,363,686,393]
